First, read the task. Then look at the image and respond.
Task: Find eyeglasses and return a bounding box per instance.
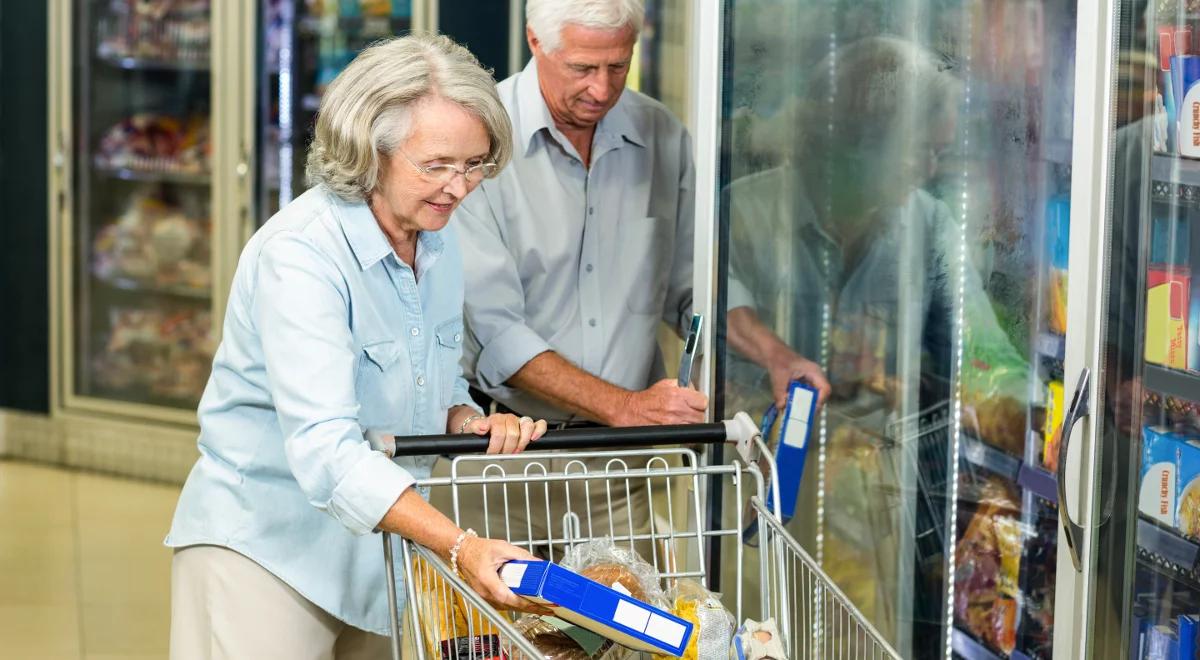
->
[399,149,498,185]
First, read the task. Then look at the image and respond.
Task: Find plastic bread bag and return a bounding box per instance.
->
[512,615,614,660]
[559,538,670,610]
[653,579,735,660]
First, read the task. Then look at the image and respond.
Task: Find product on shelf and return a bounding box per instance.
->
[92,191,211,292]
[1146,216,1190,370]
[91,306,213,401]
[1045,196,1070,336]
[97,0,210,63]
[1143,427,1183,527]
[96,113,211,175]
[954,480,1022,655]
[1043,380,1064,471]
[1177,438,1200,539]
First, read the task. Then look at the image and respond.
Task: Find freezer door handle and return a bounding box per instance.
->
[1056,367,1091,572]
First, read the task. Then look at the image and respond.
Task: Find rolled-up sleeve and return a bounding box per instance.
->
[253,231,414,535]
[454,186,552,390]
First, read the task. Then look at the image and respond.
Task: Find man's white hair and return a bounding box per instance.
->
[526,0,645,53]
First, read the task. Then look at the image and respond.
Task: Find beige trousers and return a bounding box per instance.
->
[170,545,401,660]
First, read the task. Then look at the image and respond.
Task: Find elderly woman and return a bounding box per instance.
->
[165,35,548,658]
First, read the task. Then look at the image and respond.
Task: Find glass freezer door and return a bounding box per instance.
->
[708,0,1080,657]
[65,0,216,418]
[1078,0,1200,657]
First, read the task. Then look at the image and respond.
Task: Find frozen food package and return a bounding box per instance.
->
[1177,437,1200,539]
[959,295,1030,456]
[653,580,735,660]
[953,480,1022,654]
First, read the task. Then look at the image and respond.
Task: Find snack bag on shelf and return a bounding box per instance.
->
[959,288,1031,456]
[953,480,1022,654]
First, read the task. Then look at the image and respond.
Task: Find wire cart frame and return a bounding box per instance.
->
[382,418,901,660]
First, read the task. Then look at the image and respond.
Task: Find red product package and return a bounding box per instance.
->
[440,634,507,660]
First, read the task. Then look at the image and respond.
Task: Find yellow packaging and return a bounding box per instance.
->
[412,555,499,657]
[1145,267,1189,369]
[1043,381,1064,471]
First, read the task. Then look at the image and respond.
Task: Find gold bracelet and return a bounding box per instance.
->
[457,413,484,434]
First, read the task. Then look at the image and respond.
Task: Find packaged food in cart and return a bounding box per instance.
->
[380,418,902,660]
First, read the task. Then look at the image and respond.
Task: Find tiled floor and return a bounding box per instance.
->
[0,459,179,659]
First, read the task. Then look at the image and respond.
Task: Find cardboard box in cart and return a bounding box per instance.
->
[500,560,693,656]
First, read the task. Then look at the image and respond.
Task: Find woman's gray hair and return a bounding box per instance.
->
[306,34,512,201]
[526,0,644,53]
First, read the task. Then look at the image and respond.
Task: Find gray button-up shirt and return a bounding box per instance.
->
[455,59,695,422]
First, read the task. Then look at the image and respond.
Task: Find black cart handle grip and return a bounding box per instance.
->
[392,421,745,457]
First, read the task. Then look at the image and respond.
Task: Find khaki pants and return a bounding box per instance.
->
[170,545,404,660]
[429,454,661,566]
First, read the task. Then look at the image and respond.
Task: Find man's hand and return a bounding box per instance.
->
[613,379,708,426]
[765,346,831,411]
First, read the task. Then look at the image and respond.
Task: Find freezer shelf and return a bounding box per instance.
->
[960,433,1059,503]
[1137,517,1200,594]
[1146,365,1200,402]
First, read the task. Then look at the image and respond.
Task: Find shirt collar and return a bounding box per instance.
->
[515,58,647,157]
[335,192,444,272]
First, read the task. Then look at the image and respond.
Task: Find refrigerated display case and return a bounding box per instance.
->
[55,0,218,424]
[1076,0,1200,657]
[696,0,1080,657]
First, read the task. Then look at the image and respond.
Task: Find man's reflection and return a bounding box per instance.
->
[722,35,1030,650]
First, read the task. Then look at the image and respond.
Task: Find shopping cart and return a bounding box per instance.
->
[380,415,901,660]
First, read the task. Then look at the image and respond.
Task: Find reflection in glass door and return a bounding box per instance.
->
[713,1,1077,657]
[70,0,216,414]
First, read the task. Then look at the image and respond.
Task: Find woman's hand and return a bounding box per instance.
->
[465,413,548,454]
[455,536,552,615]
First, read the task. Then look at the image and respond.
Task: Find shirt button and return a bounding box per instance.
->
[416,375,426,387]
[588,207,594,216]
[410,327,420,336]
[585,264,594,273]
[589,318,597,327]
[453,333,462,342]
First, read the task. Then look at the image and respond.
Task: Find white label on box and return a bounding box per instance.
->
[500,563,528,588]
[612,599,651,632]
[782,421,809,449]
[645,613,687,647]
[610,581,633,597]
[789,388,815,423]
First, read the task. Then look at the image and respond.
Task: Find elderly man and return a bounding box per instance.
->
[456,0,827,432]
[446,0,826,562]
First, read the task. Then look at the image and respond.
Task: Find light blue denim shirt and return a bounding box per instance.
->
[165,184,479,635]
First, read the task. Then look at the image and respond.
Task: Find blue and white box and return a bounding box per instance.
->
[499,560,693,656]
[776,381,817,521]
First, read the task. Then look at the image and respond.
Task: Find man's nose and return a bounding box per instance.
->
[588,70,613,103]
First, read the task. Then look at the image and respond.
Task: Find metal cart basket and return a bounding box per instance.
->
[381,416,901,660]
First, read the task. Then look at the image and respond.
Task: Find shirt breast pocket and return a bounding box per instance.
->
[355,339,407,427]
[620,216,673,314]
[434,317,464,408]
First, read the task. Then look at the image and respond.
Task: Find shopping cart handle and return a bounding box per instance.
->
[391,421,742,456]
